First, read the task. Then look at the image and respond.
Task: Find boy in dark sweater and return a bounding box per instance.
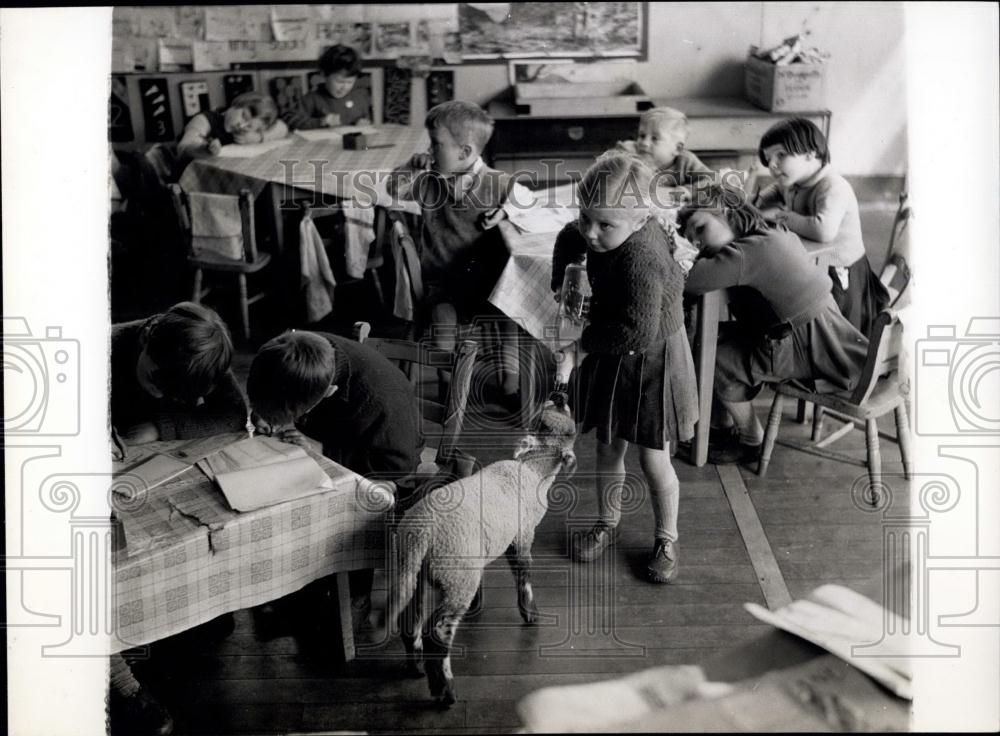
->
[282,45,372,130]
[388,101,540,403]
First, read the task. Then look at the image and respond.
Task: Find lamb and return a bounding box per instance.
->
[384,402,577,707]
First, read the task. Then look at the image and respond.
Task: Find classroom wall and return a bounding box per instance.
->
[452,2,907,177]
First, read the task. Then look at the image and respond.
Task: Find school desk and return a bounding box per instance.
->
[110,433,394,660]
[178,125,429,255]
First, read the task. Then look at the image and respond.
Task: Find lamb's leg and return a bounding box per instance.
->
[399,581,428,678]
[424,604,466,708]
[506,541,538,624]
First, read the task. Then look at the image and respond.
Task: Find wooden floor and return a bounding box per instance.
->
[126,390,908,735]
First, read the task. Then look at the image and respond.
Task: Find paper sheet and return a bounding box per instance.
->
[197,436,304,481]
[115,452,191,493]
[744,584,912,699]
[215,455,334,512]
[216,138,294,158]
[295,128,347,142]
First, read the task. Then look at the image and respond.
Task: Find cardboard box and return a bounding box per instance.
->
[744,56,826,112]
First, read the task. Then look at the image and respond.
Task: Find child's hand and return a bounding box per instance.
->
[759,206,786,222]
[233,130,263,145]
[111,427,128,462]
[207,138,222,156]
[275,427,310,449]
[250,412,272,437]
[479,207,507,230]
[323,113,342,128]
[409,152,432,170]
[356,118,371,126]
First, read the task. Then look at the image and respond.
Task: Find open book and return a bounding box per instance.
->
[197,435,333,512]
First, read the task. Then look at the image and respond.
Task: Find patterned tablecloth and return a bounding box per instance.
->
[178,125,429,201]
[111,435,394,653]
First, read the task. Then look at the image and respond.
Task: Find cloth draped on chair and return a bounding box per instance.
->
[299,214,337,323]
[188,192,244,260]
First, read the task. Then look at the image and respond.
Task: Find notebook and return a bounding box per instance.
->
[197,436,334,512]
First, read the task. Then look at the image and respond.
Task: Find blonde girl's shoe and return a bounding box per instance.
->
[573,523,615,562]
[646,538,679,583]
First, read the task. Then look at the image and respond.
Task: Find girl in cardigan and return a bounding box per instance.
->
[680,197,869,465]
[552,153,698,584]
[753,117,889,335]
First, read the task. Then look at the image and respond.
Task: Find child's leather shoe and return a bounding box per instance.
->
[646,539,679,584]
[573,523,615,562]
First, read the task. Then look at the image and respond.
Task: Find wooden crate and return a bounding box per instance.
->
[514,80,652,116]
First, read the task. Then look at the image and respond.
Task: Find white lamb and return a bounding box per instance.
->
[385,402,577,707]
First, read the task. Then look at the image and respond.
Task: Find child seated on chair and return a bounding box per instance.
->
[283,45,372,130]
[247,330,421,617]
[111,301,249,444]
[247,330,420,481]
[617,107,714,205]
[679,193,869,466]
[177,91,289,166]
[388,100,542,404]
[753,117,889,335]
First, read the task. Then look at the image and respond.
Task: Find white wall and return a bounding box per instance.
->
[453,2,907,176]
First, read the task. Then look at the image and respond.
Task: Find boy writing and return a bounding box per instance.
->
[283,45,372,130]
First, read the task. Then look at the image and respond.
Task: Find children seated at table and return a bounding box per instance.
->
[283,44,372,130]
[679,193,869,465]
[111,301,249,445]
[177,91,289,167]
[754,117,889,335]
[109,300,248,736]
[618,107,713,203]
[551,152,698,584]
[389,100,541,404]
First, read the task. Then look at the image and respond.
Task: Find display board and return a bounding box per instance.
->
[111,3,646,72]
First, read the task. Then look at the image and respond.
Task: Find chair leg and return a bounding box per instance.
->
[795,399,810,424]
[811,406,825,442]
[894,403,912,480]
[865,418,882,506]
[192,268,203,303]
[758,393,784,476]
[367,268,386,311]
[237,274,250,341]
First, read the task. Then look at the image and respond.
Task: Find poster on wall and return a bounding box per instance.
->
[458,2,645,59]
[138,78,175,142]
[179,80,211,123]
[109,76,135,143]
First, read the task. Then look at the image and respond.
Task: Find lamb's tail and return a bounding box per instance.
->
[386,521,434,631]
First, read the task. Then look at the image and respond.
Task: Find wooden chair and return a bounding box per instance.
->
[301,202,386,311]
[168,184,271,340]
[807,191,913,441]
[353,320,479,480]
[757,306,912,504]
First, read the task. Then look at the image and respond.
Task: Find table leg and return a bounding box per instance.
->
[269,184,286,254]
[334,570,356,662]
[691,291,721,467]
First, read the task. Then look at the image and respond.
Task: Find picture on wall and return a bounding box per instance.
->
[458,2,645,59]
[109,76,134,142]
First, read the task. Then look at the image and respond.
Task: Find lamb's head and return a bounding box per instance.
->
[513,400,577,474]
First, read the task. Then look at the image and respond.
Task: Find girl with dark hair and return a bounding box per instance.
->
[679,199,869,465]
[754,117,889,336]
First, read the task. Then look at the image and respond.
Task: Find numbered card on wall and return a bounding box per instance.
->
[109,76,135,143]
[223,74,255,105]
[138,78,175,142]
[180,80,211,122]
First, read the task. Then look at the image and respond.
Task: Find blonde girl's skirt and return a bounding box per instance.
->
[573,327,699,451]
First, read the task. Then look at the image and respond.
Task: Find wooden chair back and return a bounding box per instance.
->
[384,208,424,304]
[168,184,259,264]
[353,321,478,466]
[880,191,912,307]
[850,308,904,406]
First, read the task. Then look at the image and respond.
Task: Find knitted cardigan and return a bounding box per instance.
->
[552,219,685,355]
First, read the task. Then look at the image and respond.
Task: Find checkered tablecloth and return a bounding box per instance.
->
[111,438,394,653]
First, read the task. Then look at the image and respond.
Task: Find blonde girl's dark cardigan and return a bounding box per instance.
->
[552,218,685,354]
